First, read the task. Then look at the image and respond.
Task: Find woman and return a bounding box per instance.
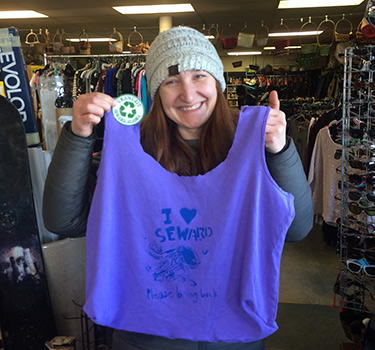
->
[43,26,313,350]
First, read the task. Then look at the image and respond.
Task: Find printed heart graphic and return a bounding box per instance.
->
[180,208,197,225]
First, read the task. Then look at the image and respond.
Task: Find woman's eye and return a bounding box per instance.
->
[164,79,177,85]
[194,73,206,79]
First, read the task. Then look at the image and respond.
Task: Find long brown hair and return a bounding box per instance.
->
[140,81,239,176]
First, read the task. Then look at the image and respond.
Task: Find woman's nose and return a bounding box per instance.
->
[179,80,195,102]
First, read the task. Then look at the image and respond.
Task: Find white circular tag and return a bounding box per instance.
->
[112,94,144,126]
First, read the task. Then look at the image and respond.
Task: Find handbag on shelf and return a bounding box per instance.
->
[109,27,123,54]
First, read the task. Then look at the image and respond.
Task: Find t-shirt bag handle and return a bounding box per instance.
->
[299,17,318,55]
[237,22,255,48]
[334,14,353,42]
[317,15,335,56]
[221,23,237,50]
[255,20,269,47]
[109,27,123,53]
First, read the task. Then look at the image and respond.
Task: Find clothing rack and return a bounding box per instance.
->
[43,53,147,65]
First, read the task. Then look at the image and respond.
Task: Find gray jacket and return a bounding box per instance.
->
[43,122,313,242]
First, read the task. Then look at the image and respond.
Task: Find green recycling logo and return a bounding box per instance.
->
[113,94,144,126]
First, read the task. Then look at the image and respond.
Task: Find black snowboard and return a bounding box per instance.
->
[0,96,56,349]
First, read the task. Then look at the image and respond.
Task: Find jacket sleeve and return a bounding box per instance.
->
[265,136,314,242]
[43,122,96,237]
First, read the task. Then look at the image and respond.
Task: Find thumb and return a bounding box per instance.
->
[269,90,280,110]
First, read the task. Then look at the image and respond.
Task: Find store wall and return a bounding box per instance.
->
[219,52,302,73]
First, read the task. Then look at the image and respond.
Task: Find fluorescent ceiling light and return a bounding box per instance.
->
[269,31,323,37]
[264,46,302,50]
[227,51,262,56]
[113,4,194,14]
[0,10,48,19]
[69,38,115,42]
[278,0,364,8]
[204,35,215,39]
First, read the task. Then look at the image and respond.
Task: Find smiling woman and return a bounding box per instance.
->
[43,25,313,350]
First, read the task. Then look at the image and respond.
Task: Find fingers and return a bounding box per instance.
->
[72,93,116,137]
[265,108,287,153]
[268,90,280,111]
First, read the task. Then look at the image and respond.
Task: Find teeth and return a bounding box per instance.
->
[180,103,201,111]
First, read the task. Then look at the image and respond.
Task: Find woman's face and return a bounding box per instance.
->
[158,70,218,140]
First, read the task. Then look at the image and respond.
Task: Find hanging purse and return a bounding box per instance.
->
[127,27,145,54]
[79,29,91,55]
[44,29,54,55]
[272,19,290,52]
[221,24,237,50]
[334,15,353,42]
[34,29,46,54]
[255,21,269,47]
[52,29,64,54]
[25,29,40,48]
[237,22,254,49]
[109,27,123,54]
[299,17,318,55]
[317,16,335,57]
[207,24,220,48]
[61,29,75,54]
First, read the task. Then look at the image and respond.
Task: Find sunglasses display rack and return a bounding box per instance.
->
[338,45,375,314]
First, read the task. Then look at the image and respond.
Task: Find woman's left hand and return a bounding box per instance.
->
[265,90,287,153]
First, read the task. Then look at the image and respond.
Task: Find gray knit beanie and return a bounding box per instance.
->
[146,26,226,99]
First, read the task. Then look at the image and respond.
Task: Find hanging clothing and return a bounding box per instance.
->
[308,126,342,225]
[84,106,295,342]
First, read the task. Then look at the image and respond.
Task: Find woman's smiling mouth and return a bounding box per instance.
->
[179,102,202,111]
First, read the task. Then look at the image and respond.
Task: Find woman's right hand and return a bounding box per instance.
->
[72,92,116,137]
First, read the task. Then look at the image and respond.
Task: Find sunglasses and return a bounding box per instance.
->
[349,174,375,187]
[350,160,375,171]
[347,190,375,203]
[347,258,375,277]
[341,218,375,235]
[342,245,375,264]
[356,145,375,157]
[343,234,375,249]
[338,180,366,191]
[348,202,375,216]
